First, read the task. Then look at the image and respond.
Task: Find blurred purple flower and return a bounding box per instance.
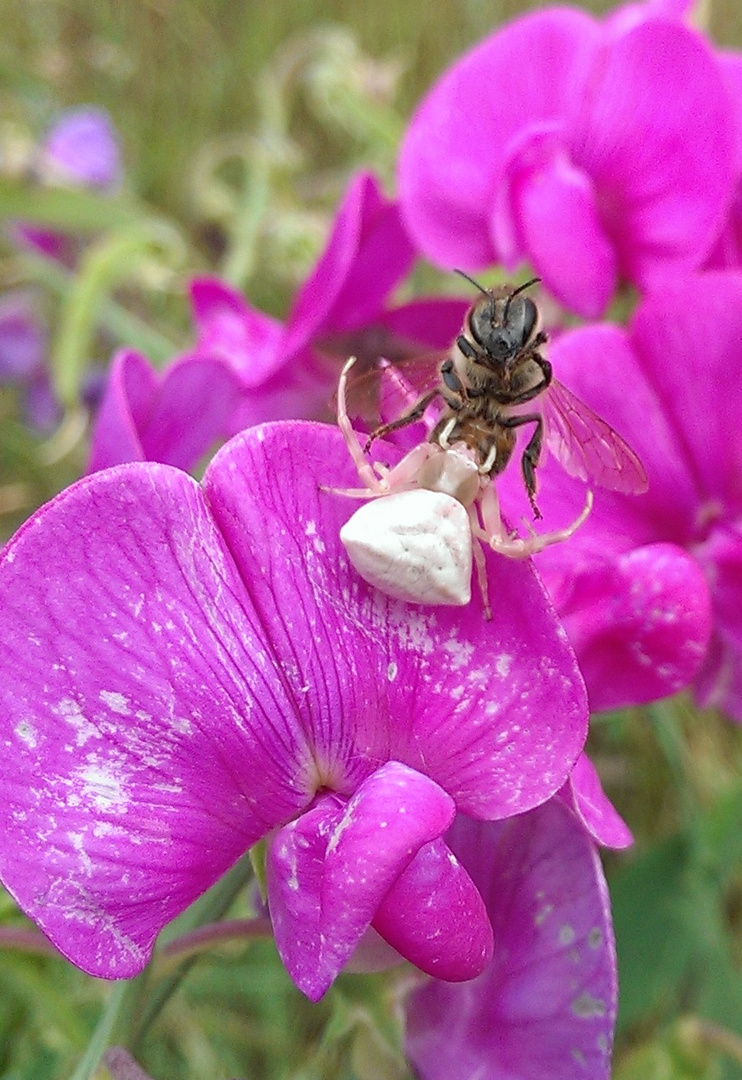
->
[0,422,589,1000]
[0,290,59,432]
[406,797,618,1080]
[398,5,735,317]
[500,272,742,718]
[19,106,123,261]
[37,106,121,190]
[89,171,465,471]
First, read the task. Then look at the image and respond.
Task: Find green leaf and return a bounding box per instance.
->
[0,178,142,232]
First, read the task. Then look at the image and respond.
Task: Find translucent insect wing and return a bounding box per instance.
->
[343,352,445,428]
[541,379,648,494]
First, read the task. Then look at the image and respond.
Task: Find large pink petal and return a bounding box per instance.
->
[0,464,316,977]
[569,20,736,282]
[398,8,600,268]
[406,800,617,1080]
[203,422,589,820]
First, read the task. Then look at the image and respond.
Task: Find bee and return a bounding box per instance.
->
[363,273,648,516]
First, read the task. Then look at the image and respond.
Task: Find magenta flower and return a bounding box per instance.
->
[89,170,465,471]
[398,5,735,317]
[499,272,741,718]
[405,797,617,1080]
[0,421,588,1000]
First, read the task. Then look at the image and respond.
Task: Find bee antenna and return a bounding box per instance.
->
[453,268,490,297]
[503,276,541,318]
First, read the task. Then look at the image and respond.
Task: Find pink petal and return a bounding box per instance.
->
[629,273,742,514]
[406,799,617,1080]
[203,423,589,820]
[373,836,493,982]
[189,277,285,386]
[397,8,601,269]
[39,106,121,189]
[492,130,616,316]
[693,523,742,722]
[559,754,633,849]
[267,762,456,1000]
[568,20,736,282]
[554,542,712,711]
[88,350,156,471]
[88,349,245,472]
[284,172,415,357]
[0,464,309,977]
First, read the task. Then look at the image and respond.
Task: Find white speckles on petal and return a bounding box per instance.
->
[496,652,513,678]
[387,662,398,682]
[588,927,603,949]
[56,699,101,747]
[559,924,576,946]
[571,993,607,1019]
[75,763,130,813]
[442,635,475,671]
[99,690,131,715]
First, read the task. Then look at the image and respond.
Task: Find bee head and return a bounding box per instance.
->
[453,271,541,368]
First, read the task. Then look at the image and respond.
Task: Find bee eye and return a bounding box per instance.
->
[519,298,538,341]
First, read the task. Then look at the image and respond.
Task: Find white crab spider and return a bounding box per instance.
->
[331,356,592,618]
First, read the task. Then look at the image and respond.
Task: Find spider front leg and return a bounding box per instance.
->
[327,356,440,499]
[474,481,594,559]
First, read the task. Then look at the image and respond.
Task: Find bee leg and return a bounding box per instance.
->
[521,423,543,520]
[364,389,439,453]
[499,412,544,520]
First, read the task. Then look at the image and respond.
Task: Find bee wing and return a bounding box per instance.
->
[541,378,648,494]
[342,352,445,428]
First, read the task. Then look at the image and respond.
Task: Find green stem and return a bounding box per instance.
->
[129,853,255,1049]
[218,148,272,291]
[23,252,179,367]
[68,981,135,1080]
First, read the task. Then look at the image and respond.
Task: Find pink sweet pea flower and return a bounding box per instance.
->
[499,272,741,718]
[398,5,735,317]
[406,797,618,1080]
[0,421,589,1000]
[89,171,466,471]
